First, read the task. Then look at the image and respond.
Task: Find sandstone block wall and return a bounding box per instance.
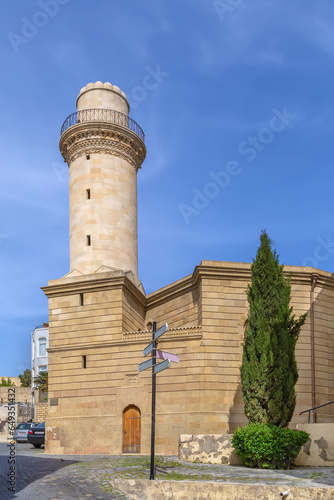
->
[44,262,334,455]
[0,377,22,387]
[0,387,31,405]
[35,402,48,423]
[76,82,129,114]
[69,153,138,275]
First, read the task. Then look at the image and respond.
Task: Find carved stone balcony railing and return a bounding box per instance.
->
[60,108,145,142]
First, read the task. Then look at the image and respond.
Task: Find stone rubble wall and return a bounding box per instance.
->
[295,423,334,466]
[178,434,242,465]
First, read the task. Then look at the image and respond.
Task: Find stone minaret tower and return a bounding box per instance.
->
[59,82,146,276]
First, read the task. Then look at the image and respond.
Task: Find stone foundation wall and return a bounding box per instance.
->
[295,423,334,466]
[112,479,334,500]
[178,434,241,465]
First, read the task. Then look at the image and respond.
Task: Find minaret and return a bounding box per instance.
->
[59,81,146,276]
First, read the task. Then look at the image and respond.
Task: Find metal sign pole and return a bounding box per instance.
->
[149,321,157,480]
[139,322,173,480]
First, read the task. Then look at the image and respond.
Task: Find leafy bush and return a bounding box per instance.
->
[232,423,309,469]
[0,377,14,387]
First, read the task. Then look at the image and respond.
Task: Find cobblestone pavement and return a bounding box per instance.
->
[0,442,132,499]
[0,441,333,499]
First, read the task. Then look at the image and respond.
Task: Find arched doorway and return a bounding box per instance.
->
[123,405,141,453]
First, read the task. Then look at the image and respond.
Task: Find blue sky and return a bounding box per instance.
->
[1,0,333,376]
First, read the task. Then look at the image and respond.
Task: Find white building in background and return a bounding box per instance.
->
[31,323,49,405]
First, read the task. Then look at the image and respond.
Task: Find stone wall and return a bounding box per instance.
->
[178,434,241,465]
[180,426,334,468]
[44,262,334,455]
[111,479,334,500]
[0,377,22,387]
[35,403,48,423]
[295,423,334,466]
[0,406,17,442]
[0,387,31,405]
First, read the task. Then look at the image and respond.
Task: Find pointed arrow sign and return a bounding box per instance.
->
[153,323,168,341]
[156,350,179,363]
[138,358,154,372]
[153,358,171,374]
[143,342,154,357]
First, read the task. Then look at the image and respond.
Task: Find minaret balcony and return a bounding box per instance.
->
[60,108,145,143]
[59,108,146,169]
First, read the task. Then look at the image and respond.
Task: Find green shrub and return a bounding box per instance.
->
[231,423,309,469]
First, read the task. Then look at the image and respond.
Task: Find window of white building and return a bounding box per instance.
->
[38,365,47,373]
[38,337,47,357]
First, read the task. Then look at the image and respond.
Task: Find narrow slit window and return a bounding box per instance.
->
[80,293,84,306]
[86,189,90,199]
[82,355,87,369]
[87,235,91,246]
[86,154,90,160]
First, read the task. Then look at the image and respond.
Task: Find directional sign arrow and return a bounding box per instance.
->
[153,323,168,341]
[138,358,154,372]
[156,350,179,363]
[143,342,154,357]
[153,358,171,374]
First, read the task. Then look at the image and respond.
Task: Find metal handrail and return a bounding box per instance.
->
[300,400,334,423]
[60,108,145,142]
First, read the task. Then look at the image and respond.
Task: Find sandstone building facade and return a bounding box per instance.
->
[43,82,334,455]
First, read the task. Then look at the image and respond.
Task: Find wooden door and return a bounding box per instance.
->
[123,405,141,453]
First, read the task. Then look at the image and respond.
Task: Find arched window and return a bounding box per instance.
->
[38,337,47,357]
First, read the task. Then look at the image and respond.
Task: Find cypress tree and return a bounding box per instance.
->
[240,231,306,427]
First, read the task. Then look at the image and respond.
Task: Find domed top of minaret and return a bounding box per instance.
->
[76,81,129,114]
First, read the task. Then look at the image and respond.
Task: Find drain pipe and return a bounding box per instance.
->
[310,273,318,423]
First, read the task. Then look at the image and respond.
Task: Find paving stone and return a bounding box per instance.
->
[1,442,334,499]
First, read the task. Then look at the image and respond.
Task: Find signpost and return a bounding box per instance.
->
[153,358,170,374]
[153,323,168,341]
[138,321,180,480]
[138,358,154,372]
[143,342,154,357]
[156,350,179,363]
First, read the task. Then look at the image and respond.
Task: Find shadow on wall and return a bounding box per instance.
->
[227,382,247,434]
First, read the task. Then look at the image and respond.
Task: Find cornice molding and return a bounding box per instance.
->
[41,272,146,307]
[146,274,196,309]
[147,261,334,308]
[47,326,202,353]
[59,121,146,170]
[42,262,334,309]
